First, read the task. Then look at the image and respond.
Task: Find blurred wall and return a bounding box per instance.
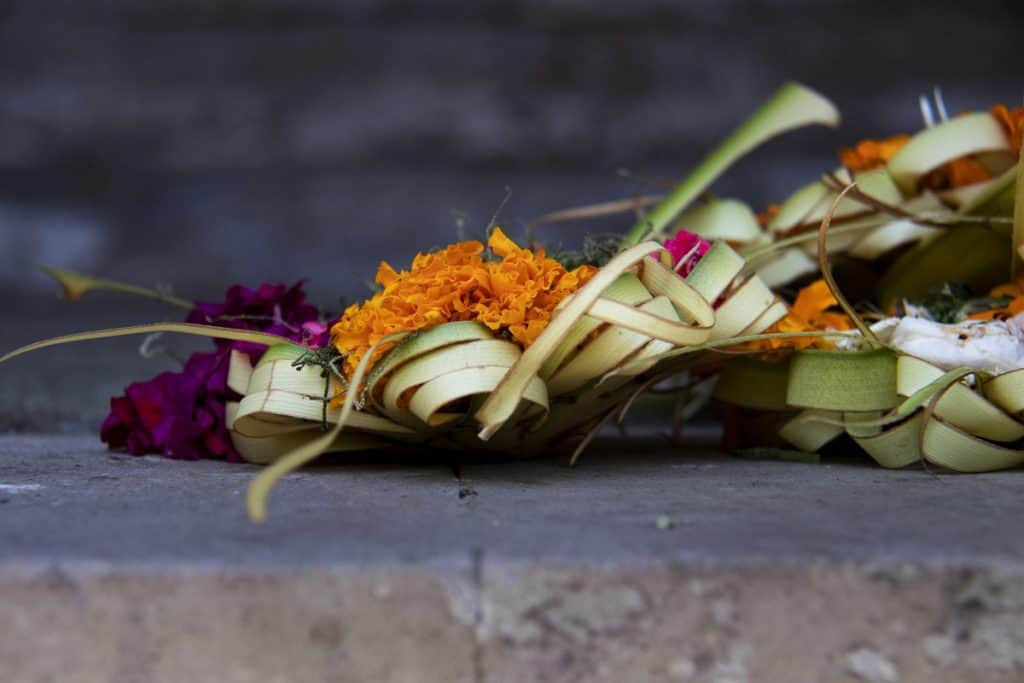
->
[1,0,1021,312]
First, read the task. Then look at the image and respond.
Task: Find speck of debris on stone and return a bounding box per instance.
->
[655,515,675,530]
[921,634,956,667]
[845,648,899,682]
[458,486,477,499]
[0,483,43,493]
[668,656,696,679]
[711,599,737,626]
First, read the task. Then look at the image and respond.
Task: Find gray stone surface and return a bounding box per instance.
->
[4,434,1024,567]
[0,302,195,431]
[2,434,1024,681]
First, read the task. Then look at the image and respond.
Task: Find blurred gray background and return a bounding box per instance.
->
[1,0,1022,429]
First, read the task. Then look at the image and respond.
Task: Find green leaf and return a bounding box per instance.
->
[0,322,296,366]
[714,356,791,411]
[887,112,1012,194]
[877,224,1010,312]
[786,349,899,412]
[895,366,976,418]
[620,82,839,247]
[1013,144,1024,276]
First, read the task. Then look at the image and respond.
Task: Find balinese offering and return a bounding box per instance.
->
[706,91,1024,472]
[4,83,1021,520]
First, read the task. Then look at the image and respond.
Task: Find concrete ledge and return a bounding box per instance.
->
[478,563,1024,683]
[3,562,1024,682]
[2,565,475,683]
[2,435,1024,681]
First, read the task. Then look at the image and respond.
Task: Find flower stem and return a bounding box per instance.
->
[38,266,193,310]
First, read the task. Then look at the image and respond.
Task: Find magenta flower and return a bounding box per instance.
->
[101,351,239,461]
[186,281,327,360]
[663,230,712,276]
[102,281,331,462]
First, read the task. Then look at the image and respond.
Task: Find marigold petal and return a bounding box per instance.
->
[487,227,521,258]
[790,280,838,322]
[990,274,1024,299]
[375,261,401,287]
[992,103,1024,154]
[838,135,910,172]
[945,157,991,188]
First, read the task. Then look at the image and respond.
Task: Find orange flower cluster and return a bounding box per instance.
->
[927,103,1024,190]
[839,133,992,188]
[838,104,1023,190]
[330,228,597,376]
[745,280,854,353]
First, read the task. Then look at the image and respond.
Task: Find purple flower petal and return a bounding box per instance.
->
[104,281,330,462]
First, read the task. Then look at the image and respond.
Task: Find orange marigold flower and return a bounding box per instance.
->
[744,279,854,353]
[968,274,1024,321]
[756,203,780,227]
[923,156,992,190]
[838,105,1021,190]
[330,228,597,377]
[989,275,1024,300]
[838,135,911,172]
[991,103,1024,155]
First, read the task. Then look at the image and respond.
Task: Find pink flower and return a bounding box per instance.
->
[662,230,711,276]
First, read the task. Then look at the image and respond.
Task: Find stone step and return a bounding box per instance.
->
[2,434,1022,681]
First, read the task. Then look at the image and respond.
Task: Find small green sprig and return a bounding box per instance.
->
[552,232,626,269]
[903,282,1012,323]
[291,346,349,430]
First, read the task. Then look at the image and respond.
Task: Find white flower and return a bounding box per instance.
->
[861,315,1024,374]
